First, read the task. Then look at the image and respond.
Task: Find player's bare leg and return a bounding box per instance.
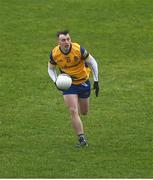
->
[63,94,87,147]
[63,94,83,134]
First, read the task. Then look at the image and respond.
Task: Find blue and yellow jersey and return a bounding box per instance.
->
[49,42,91,85]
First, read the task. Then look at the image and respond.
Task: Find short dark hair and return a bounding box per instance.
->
[56,30,69,37]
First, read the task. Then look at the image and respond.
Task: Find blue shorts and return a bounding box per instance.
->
[62,80,91,98]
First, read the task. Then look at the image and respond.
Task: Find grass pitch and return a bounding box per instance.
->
[0,0,153,178]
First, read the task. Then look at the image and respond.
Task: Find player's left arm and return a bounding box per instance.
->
[80,46,99,96]
[85,54,98,81]
[85,54,99,97]
[80,47,98,81]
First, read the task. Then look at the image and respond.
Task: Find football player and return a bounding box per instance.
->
[48,30,99,147]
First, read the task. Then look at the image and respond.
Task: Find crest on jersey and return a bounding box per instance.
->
[65,57,71,63]
[74,56,79,61]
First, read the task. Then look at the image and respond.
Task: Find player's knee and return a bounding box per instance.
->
[69,107,78,115]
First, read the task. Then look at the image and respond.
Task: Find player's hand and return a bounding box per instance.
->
[93,81,99,97]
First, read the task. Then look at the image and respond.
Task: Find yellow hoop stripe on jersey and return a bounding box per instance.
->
[51,43,91,85]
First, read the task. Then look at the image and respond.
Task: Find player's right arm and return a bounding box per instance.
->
[48,52,58,82]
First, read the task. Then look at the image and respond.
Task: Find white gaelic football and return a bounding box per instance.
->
[56,74,72,90]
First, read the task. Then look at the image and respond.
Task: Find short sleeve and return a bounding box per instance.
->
[80,47,89,60]
[49,52,57,65]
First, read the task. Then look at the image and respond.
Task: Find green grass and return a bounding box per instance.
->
[0,0,153,178]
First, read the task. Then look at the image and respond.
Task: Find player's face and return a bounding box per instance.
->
[58,34,71,51]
